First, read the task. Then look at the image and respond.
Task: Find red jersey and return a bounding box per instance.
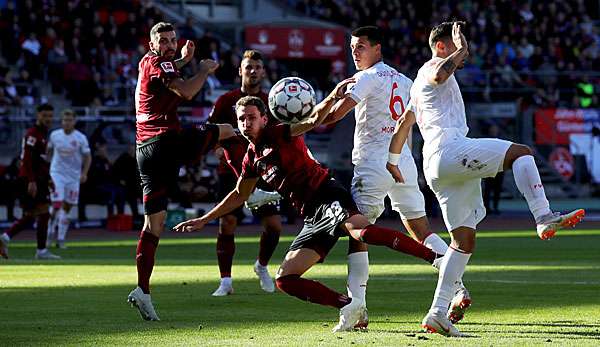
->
[19,125,50,182]
[208,88,272,175]
[135,52,183,143]
[240,124,330,214]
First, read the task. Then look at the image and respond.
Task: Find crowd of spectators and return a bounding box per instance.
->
[291,0,600,106]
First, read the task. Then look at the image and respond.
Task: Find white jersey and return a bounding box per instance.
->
[49,129,91,182]
[346,61,413,164]
[410,57,469,159]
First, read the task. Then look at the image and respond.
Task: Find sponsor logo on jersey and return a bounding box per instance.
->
[160,61,175,73]
[26,136,37,146]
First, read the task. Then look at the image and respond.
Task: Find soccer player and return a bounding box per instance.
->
[387,22,585,337]
[320,26,467,328]
[173,95,446,332]
[47,109,92,249]
[0,103,61,260]
[127,22,237,321]
[207,49,283,296]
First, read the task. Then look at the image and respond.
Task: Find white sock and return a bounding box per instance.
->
[255,260,267,270]
[512,155,552,222]
[347,251,369,304]
[57,209,69,241]
[430,247,471,315]
[2,232,10,242]
[220,277,232,287]
[423,233,449,255]
[48,213,58,241]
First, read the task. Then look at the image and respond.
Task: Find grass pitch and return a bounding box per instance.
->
[2,228,600,346]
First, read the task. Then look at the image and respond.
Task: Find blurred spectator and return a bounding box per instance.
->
[80,141,123,218]
[112,145,141,221]
[483,124,505,215]
[47,40,68,94]
[0,156,20,221]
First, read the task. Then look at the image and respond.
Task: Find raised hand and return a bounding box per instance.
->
[200,59,219,74]
[332,77,356,99]
[452,22,468,54]
[181,40,196,63]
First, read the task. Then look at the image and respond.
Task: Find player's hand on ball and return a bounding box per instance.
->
[181,40,195,62]
[200,59,219,74]
[386,162,405,183]
[173,217,207,232]
[332,78,356,99]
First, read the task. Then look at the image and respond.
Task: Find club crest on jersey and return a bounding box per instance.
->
[160,61,175,73]
[26,136,36,146]
[261,147,273,156]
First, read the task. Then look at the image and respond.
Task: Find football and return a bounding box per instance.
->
[268,77,316,124]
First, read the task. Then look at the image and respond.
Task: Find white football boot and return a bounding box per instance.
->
[254,261,275,293]
[211,279,234,296]
[35,249,61,260]
[422,311,463,337]
[353,306,369,331]
[448,284,472,324]
[127,286,160,321]
[536,209,585,240]
[332,298,363,333]
[245,189,282,210]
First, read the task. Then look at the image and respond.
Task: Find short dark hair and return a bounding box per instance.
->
[429,21,466,50]
[242,49,263,62]
[235,96,267,115]
[351,26,382,46]
[61,108,75,118]
[36,103,54,113]
[150,22,175,40]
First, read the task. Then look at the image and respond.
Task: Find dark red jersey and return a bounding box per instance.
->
[240,124,330,215]
[135,51,183,143]
[19,124,49,182]
[208,88,274,175]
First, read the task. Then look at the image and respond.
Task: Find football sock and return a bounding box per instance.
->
[422,233,449,255]
[430,247,471,315]
[359,224,438,263]
[512,155,552,222]
[216,234,235,278]
[136,231,159,294]
[36,213,50,250]
[275,274,351,309]
[47,212,58,242]
[347,251,369,303]
[6,215,34,238]
[57,209,69,241]
[220,276,232,287]
[258,226,280,266]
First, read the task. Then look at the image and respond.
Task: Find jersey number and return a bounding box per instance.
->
[389,82,405,121]
[324,201,345,226]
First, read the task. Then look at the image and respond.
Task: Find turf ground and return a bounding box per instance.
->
[2,224,600,346]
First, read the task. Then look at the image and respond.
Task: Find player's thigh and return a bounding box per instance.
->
[64,180,80,205]
[432,138,513,182]
[351,164,391,223]
[50,176,66,204]
[389,158,426,220]
[431,178,485,232]
[277,248,322,277]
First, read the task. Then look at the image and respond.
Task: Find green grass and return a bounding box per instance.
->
[2,229,600,346]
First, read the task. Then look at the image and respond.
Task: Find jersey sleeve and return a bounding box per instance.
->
[346,71,373,103]
[149,56,180,86]
[80,133,91,155]
[21,129,36,182]
[240,150,257,179]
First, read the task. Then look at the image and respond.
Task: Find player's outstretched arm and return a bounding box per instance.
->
[168,59,219,100]
[291,78,355,136]
[429,22,469,86]
[216,123,237,141]
[386,109,416,183]
[172,177,258,232]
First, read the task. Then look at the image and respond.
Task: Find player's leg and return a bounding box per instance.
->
[1,180,36,258]
[48,177,64,247]
[254,203,282,293]
[33,202,60,260]
[56,202,73,249]
[503,143,584,238]
[213,213,238,296]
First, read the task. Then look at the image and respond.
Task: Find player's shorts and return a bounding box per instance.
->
[50,174,80,205]
[351,157,426,223]
[288,178,359,262]
[18,177,51,211]
[218,173,280,221]
[425,137,512,231]
[137,125,220,215]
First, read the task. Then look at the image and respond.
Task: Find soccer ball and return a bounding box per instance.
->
[268,77,316,124]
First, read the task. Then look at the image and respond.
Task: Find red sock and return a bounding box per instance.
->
[275,274,351,309]
[136,231,159,294]
[216,234,235,278]
[36,213,49,250]
[360,224,437,263]
[6,215,34,238]
[258,227,280,266]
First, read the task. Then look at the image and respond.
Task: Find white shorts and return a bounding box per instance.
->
[351,157,426,223]
[425,137,512,231]
[50,175,80,205]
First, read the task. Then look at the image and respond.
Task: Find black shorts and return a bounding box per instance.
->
[19,177,51,211]
[137,125,220,215]
[287,178,359,262]
[218,173,280,221]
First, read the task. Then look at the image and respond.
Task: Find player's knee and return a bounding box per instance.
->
[219,215,237,234]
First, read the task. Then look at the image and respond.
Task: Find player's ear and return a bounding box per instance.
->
[239,66,243,77]
[435,40,444,54]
